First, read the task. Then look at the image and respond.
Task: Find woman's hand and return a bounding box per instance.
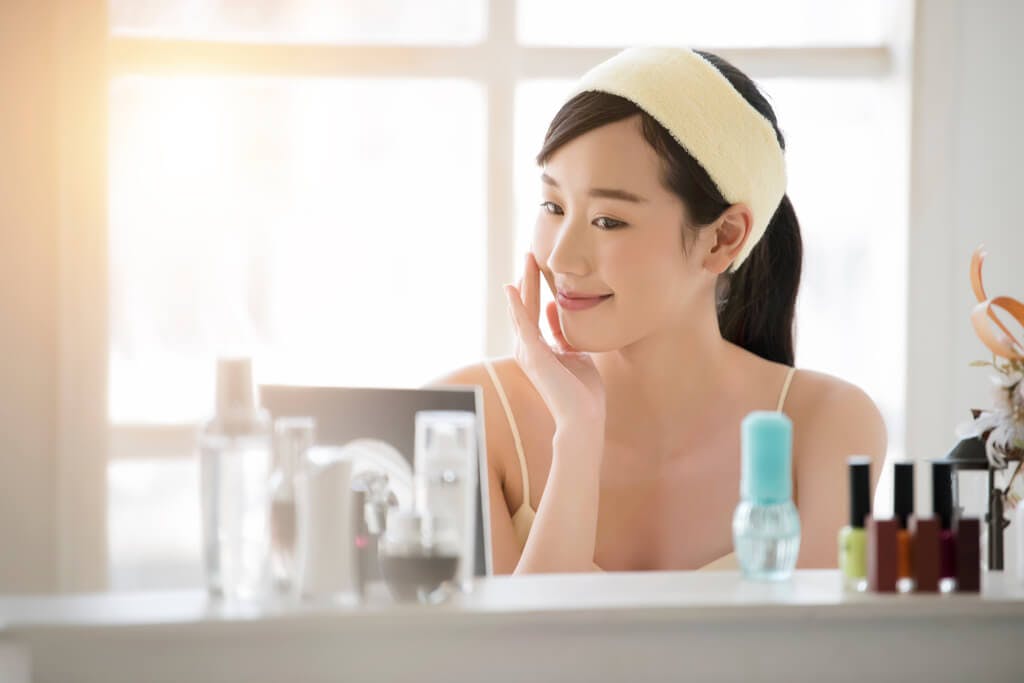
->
[504,252,607,428]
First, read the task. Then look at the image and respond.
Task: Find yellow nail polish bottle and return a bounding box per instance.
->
[838,456,871,592]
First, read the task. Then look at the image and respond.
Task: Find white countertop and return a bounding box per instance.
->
[3,570,1023,683]
[3,569,1024,627]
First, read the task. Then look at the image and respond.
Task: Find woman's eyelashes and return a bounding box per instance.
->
[538,201,627,230]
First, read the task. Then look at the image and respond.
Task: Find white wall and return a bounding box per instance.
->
[949,0,1024,427]
[905,0,1024,567]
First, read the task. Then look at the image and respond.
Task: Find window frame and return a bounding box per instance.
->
[63,0,917,589]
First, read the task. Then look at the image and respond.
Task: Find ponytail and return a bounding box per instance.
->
[717,194,802,366]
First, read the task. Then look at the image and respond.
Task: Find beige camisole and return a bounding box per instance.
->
[482,359,798,572]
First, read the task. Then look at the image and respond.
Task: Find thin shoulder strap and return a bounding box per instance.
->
[774,366,798,505]
[776,366,797,413]
[482,359,531,503]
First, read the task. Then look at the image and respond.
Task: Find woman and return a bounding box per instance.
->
[432,47,886,574]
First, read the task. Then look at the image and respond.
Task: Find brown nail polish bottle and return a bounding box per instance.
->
[867,516,899,592]
[910,516,940,593]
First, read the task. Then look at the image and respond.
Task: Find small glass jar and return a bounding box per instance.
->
[378,509,460,604]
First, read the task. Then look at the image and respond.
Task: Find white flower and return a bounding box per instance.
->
[991,377,1015,412]
[958,408,1021,469]
[957,411,1000,440]
[986,424,1012,469]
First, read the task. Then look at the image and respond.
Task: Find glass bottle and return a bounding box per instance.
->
[733,411,801,581]
[893,460,916,592]
[198,357,273,601]
[413,410,477,591]
[837,456,871,592]
[378,508,460,604]
[933,460,958,593]
[268,416,315,594]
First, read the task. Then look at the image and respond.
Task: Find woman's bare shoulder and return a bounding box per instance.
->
[425,357,546,453]
[788,368,880,415]
[425,356,523,392]
[787,368,887,459]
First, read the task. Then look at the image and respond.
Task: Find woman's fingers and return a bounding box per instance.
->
[524,252,541,328]
[505,285,543,346]
[506,284,561,375]
[546,301,576,353]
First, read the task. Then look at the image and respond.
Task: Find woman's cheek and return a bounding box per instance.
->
[530,224,556,267]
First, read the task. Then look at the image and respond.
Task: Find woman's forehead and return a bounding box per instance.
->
[542,116,665,194]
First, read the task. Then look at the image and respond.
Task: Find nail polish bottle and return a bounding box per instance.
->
[867,515,899,592]
[733,412,801,581]
[1017,503,1024,585]
[910,515,940,592]
[955,517,981,593]
[893,461,915,593]
[838,456,871,592]
[932,461,957,593]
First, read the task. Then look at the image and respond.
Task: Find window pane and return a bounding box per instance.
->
[765,77,907,460]
[109,77,486,424]
[518,0,888,47]
[515,77,907,458]
[109,0,485,44]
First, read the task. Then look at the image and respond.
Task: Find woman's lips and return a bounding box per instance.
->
[556,292,613,311]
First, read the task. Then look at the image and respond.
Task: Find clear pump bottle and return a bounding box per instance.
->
[414,410,477,591]
[733,411,801,581]
[198,357,273,600]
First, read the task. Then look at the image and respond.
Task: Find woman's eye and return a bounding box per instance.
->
[539,202,626,230]
[594,216,625,230]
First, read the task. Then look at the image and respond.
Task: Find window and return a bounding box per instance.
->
[110,0,486,44]
[106,0,911,588]
[109,76,486,424]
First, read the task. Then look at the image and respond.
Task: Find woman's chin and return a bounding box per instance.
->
[561,329,621,354]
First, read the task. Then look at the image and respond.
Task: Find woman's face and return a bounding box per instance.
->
[533,114,714,352]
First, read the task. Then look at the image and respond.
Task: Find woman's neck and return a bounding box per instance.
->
[593,308,743,452]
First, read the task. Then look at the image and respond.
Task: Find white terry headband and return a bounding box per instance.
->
[565,47,787,270]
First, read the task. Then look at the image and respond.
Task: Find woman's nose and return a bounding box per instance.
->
[545,219,591,278]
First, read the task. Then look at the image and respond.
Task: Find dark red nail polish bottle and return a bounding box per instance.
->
[955,517,981,593]
[932,461,957,593]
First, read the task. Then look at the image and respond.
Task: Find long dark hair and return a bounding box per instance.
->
[536,50,802,366]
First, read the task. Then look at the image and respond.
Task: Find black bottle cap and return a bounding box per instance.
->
[932,460,955,530]
[848,456,872,528]
[893,461,915,529]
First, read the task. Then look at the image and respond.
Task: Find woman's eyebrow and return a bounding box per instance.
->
[540,172,648,203]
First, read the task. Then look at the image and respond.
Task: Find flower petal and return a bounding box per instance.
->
[971,297,1024,360]
[970,244,988,303]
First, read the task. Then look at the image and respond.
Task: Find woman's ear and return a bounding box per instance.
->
[704,204,753,275]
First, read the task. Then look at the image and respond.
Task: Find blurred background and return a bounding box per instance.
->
[1,0,1021,593]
